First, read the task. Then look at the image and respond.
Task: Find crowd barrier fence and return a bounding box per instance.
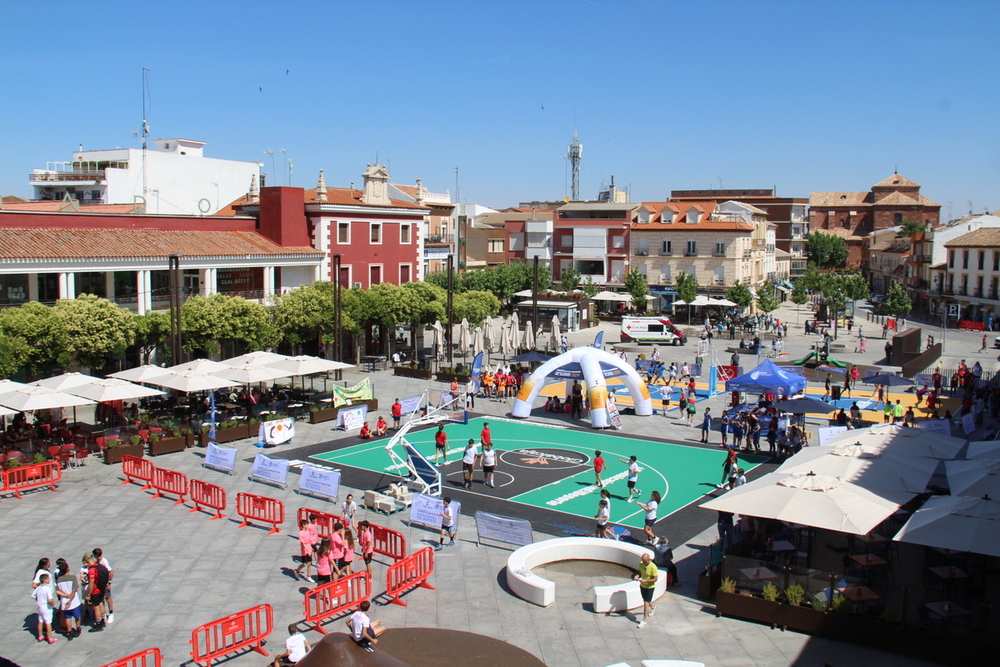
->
[236,492,284,535]
[302,570,372,634]
[150,467,188,505]
[385,546,435,607]
[99,647,162,667]
[2,461,62,499]
[189,478,227,520]
[120,455,154,490]
[190,603,272,667]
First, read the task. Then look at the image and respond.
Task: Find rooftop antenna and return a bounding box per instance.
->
[454,166,460,206]
[141,67,151,198]
[567,130,583,201]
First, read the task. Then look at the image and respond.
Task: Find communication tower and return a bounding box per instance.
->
[567,131,583,201]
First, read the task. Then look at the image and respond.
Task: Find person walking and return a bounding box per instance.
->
[843,374,852,399]
[434,424,448,465]
[595,498,610,539]
[859,335,867,354]
[636,491,661,544]
[720,449,738,488]
[822,374,831,401]
[436,497,456,549]
[481,442,497,488]
[618,455,642,502]
[700,407,712,444]
[685,391,697,426]
[593,450,605,487]
[635,553,659,628]
[358,520,375,574]
[981,335,988,352]
[294,519,317,582]
[480,421,492,449]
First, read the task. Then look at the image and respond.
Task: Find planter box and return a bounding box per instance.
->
[775,603,829,634]
[104,444,145,465]
[434,372,471,383]
[148,436,188,457]
[698,570,722,600]
[394,366,433,380]
[715,590,781,627]
[212,425,252,443]
[310,407,338,424]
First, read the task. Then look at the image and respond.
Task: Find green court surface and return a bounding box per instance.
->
[311,417,766,531]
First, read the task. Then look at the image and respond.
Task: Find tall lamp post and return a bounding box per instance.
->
[168,255,183,364]
[334,254,343,381]
[446,254,455,366]
[532,256,539,347]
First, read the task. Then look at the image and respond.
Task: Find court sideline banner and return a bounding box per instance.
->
[409,493,460,531]
[333,378,374,407]
[336,405,367,431]
[475,511,533,548]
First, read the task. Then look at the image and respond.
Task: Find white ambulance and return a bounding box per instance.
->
[620,317,687,345]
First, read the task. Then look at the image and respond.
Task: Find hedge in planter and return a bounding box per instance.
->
[104,443,145,464]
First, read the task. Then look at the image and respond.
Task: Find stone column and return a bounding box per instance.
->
[263,266,276,298]
[105,271,116,301]
[137,270,152,315]
[27,273,38,302]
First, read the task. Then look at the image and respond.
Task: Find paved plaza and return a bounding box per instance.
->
[1,299,992,667]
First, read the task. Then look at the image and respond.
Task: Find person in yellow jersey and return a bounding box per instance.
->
[634,552,659,628]
[892,399,904,424]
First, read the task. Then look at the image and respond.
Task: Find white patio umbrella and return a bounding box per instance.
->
[945,458,1000,497]
[707,297,738,307]
[65,378,166,402]
[266,355,354,376]
[521,319,536,350]
[499,320,513,358]
[550,315,562,352]
[0,379,28,393]
[430,320,444,359]
[108,365,171,383]
[30,372,98,391]
[146,370,238,393]
[966,441,1000,460]
[483,315,496,353]
[472,326,484,358]
[700,471,912,536]
[457,318,471,357]
[823,423,966,460]
[0,404,18,418]
[223,351,291,367]
[214,362,289,385]
[893,494,1000,558]
[776,441,939,495]
[166,358,230,375]
[510,310,520,338]
[0,385,97,412]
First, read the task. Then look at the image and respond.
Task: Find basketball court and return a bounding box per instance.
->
[310,416,766,531]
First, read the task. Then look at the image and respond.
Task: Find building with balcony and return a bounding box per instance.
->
[809,173,940,269]
[553,202,637,285]
[863,228,910,296]
[943,228,1000,324]
[389,181,455,275]
[29,139,261,215]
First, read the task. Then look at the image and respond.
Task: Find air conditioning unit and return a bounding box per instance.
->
[352,282,363,289]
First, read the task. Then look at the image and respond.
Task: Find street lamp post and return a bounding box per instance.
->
[334,254,343,381]
[446,254,455,366]
[168,255,183,364]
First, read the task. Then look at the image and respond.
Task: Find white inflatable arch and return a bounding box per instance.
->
[511,347,653,428]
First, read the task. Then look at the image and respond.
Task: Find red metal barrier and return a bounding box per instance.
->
[302,571,371,634]
[121,455,154,490]
[236,492,284,535]
[296,507,345,540]
[189,478,227,520]
[385,546,435,607]
[150,467,188,505]
[190,604,272,667]
[3,461,62,499]
[99,647,163,667]
[371,523,407,561]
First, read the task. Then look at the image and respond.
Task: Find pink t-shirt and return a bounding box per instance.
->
[298,529,317,557]
[316,552,332,576]
[330,533,346,560]
[359,529,374,555]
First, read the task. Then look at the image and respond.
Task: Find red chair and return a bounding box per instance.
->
[74,448,90,467]
[138,430,150,444]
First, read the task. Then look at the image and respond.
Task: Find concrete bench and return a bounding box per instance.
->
[505,537,664,610]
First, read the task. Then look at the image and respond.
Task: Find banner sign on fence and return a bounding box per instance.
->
[249,453,289,489]
[336,405,367,431]
[474,511,533,548]
[817,426,849,446]
[399,395,422,415]
[962,412,976,435]
[204,443,238,474]
[918,419,952,436]
[258,418,296,446]
[409,493,460,531]
[333,378,374,407]
[299,465,341,502]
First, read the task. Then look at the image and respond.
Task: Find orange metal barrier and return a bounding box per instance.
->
[150,467,188,505]
[385,546,435,607]
[371,523,407,562]
[3,461,62,499]
[120,455,154,490]
[99,647,163,667]
[190,604,272,667]
[189,478,227,520]
[296,507,346,539]
[302,570,372,634]
[236,492,284,535]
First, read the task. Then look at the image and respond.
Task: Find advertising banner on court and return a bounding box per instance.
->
[817,426,848,446]
[250,453,289,487]
[336,405,367,431]
[470,353,484,394]
[409,493,460,531]
[607,400,623,430]
[474,511,533,547]
[593,330,604,349]
[399,395,422,415]
[258,417,296,445]
[333,378,374,407]
[917,419,952,436]
[299,465,341,501]
[204,442,238,474]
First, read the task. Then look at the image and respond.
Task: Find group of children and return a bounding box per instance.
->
[29,548,114,644]
[293,497,376,584]
[358,416,390,439]
[479,366,527,400]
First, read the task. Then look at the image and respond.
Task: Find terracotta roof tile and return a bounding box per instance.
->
[809,191,872,207]
[304,188,427,210]
[944,228,1000,248]
[0,201,141,213]
[874,191,940,207]
[873,173,920,188]
[0,228,322,260]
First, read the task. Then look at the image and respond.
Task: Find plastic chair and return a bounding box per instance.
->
[138,429,150,444]
[74,448,89,467]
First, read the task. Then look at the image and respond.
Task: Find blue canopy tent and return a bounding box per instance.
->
[725,359,808,395]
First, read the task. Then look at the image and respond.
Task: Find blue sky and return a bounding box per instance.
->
[2,1,997,215]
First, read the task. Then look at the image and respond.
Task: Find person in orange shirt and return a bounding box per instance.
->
[495,375,507,400]
[375,416,388,437]
[359,422,372,439]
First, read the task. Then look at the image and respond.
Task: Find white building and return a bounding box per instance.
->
[29,139,260,215]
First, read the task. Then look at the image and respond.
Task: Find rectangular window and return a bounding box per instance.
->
[994,250,999,272]
[488,238,505,254]
[611,235,625,249]
[978,250,985,271]
[714,240,726,256]
[894,213,903,225]
[661,265,671,283]
[963,250,969,269]
[686,240,697,256]
[637,238,648,255]
[400,224,411,244]
[370,265,382,286]
[949,250,954,268]
[370,223,382,244]
[400,264,411,283]
[561,234,573,248]
[338,222,350,244]
[661,240,672,256]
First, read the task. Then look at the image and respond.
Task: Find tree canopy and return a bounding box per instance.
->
[0,301,67,373]
[674,271,698,305]
[885,282,912,317]
[623,268,649,312]
[132,312,171,365]
[560,265,581,293]
[805,232,848,268]
[756,290,781,314]
[182,293,280,355]
[580,275,599,299]
[897,219,926,238]
[426,263,552,303]
[726,280,754,310]
[53,295,135,370]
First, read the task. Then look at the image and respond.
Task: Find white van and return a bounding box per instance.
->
[620,317,687,345]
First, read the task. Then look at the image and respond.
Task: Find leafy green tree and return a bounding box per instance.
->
[580,275,599,299]
[0,301,66,373]
[885,282,912,317]
[839,272,870,302]
[402,282,448,360]
[0,334,32,378]
[357,283,421,357]
[805,232,848,268]
[790,284,809,306]
[756,290,781,314]
[560,265,581,293]
[182,294,280,356]
[133,312,171,365]
[799,262,825,291]
[53,294,135,370]
[897,219,926,238]
[726,280,754,310]
[623,268,649,312]
[674,271,698,304]
[425,263,551,304]
[273,282,336,352]
[454,290,501,325]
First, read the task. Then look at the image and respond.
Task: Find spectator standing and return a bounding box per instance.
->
[635,553,659,628]
[434,424,448,465]
[342,494,358,529]
[31,573,57,644]
[294,519,317,582]
[82,553,108,631]
[462,439,479,489]
[700,408,712,444]
[55,559,82,639]
[358,521,375,573]
[481,442,497,488]
[391,398,402,429]
[92,548,115,624]
[636,490,661,544]
[595,498,610,539]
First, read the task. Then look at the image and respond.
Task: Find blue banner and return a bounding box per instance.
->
[209,391,217,441]
[593,331,605,349]
[470,352,484,394]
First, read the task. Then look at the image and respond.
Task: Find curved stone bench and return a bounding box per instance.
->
[505,537,664,611]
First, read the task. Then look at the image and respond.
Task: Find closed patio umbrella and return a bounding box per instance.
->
[521,320,535,350]
[550,315,561,352]
[457,318,471,357]
[430,320,444,359]
[499,320,513,358]
[472,326,484,358]
[483,315,496,353]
